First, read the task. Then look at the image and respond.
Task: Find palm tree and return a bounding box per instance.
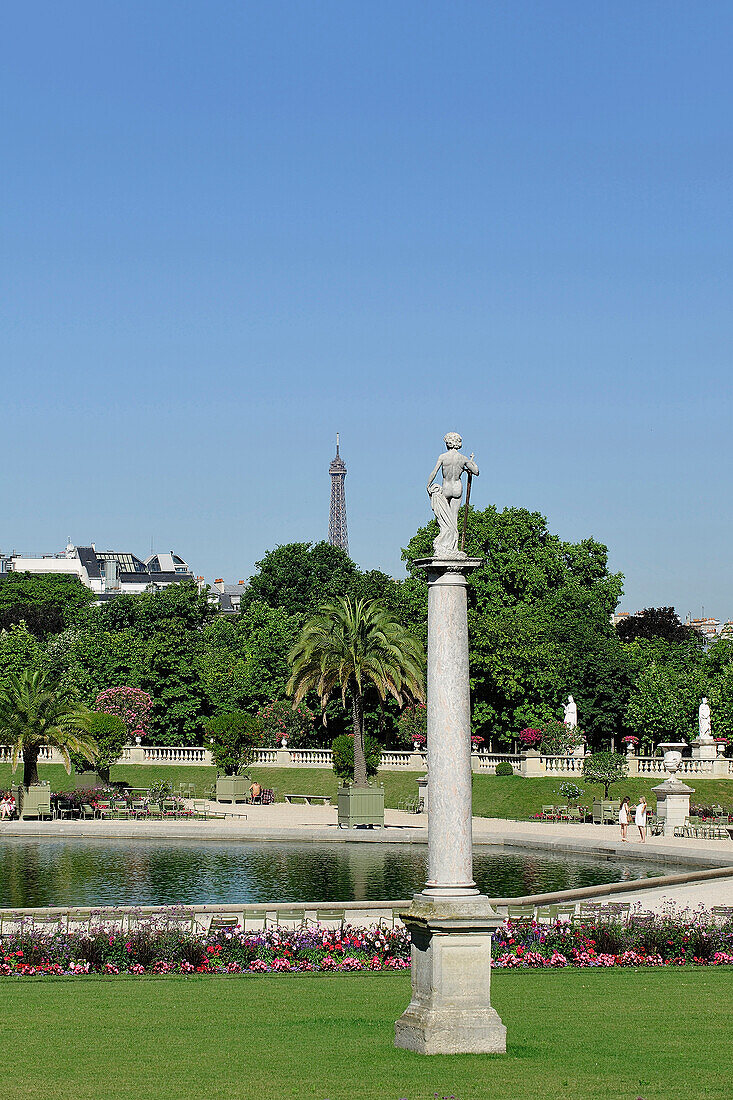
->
[287,597,425,787]
[0,669,98,789]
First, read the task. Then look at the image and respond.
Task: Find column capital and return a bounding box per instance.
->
[412,556,484,586]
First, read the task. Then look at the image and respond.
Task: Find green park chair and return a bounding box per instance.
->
[506,904,535,921]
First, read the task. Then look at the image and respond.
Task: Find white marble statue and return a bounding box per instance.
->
[426,433,479,556]
[698,697,713,741]
[563,695,578,729]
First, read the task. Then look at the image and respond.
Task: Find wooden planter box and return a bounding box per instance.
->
[337,784,384,828]
[20,783,53,820]
[216,776,249,804]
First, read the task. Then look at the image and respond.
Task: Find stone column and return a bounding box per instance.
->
[421,557,480,897]
[395,556,506,1055]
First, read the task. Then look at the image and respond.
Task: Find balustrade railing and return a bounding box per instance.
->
[2,744,732,777]
[471,753,523,772]
[541,755,584,774]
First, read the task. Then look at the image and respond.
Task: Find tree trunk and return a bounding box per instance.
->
[351,691,368,787]
[23,745,40,789]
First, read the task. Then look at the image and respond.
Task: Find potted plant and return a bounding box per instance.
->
[205,712,262,804]
[332,733,384,827]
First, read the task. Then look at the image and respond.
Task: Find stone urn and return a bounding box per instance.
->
[657,742,686,776]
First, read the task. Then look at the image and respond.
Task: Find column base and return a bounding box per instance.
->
[394,893,506,1055]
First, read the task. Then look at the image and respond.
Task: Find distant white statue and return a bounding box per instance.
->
[698,697,713,741]
[563,695,578,729]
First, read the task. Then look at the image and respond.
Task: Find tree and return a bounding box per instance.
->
[204,711,262,775]
[287,597,425,786]
[625,662,706,747]
[404,505,627,747]
[241,542,359,617]
[582,751,628,798]
[0,573,94,638]
[142,625,209,745]
[78,712,128,783]
[617,607,702,647]
[0,669,98,788]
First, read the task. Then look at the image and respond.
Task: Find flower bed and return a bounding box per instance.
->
[1,911,732,977]
[492,911,733,968]
[0,922,411,977]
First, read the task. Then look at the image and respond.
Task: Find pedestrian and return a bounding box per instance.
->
[635,796,647,842]
[619,796,630,841]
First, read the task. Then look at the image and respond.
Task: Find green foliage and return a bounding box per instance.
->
[331,733,382,780]
[0,573,94,638]
[558,781,584,803]
[625,662,707,746]
[204,711,261,775]
[142,625,209,745]
[495,761,514,776]
[531,719,585,754]
[241,542,359,617]
[404,505,628,749]
[582,751,629,798]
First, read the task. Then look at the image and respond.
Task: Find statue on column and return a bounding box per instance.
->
[426,433,479,556]
[698,697,713,741]
[563,695,578,729]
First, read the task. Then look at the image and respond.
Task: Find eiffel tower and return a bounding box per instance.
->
[328,433,349,555]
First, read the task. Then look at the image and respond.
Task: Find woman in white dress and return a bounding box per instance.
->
[618,797,630,841]
[634,797,647,842]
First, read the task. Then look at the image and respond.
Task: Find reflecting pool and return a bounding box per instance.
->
[0,837,669,908]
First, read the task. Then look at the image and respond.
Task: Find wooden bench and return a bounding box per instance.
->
[283,794,332,805]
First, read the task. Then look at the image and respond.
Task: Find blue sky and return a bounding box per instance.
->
[3,2,732,617]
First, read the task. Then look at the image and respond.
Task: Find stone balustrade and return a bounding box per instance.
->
[2,744,733,777]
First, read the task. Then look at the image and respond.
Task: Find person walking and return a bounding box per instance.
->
[619,796,630,841]
[635,796,647,842]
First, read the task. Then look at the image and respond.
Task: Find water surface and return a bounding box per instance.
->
[0,837,667,908]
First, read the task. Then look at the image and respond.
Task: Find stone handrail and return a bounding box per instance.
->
[2,745,732,777]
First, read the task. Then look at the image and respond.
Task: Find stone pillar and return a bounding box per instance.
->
[395,556,506,1055]
[652,777,694,837]
[275,746,292,766]
[127,745,146,765]
[521,750,544,778]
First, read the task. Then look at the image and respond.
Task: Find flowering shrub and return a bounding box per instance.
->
[535,720,585,755]
[95,687,153,740]
[470,735,484,748]
[519,728,542,749]
[257,701,315,749]
[396,703,427,748]
[621,736,639,746]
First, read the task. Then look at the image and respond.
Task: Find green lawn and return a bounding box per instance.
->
[1,969,730,1100]
[2,762,733,819]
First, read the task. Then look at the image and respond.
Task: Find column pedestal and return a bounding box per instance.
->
[394,556,506,1055]
[395,895,507,1054]
[691,738,716,761]
[652,777,694,837]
